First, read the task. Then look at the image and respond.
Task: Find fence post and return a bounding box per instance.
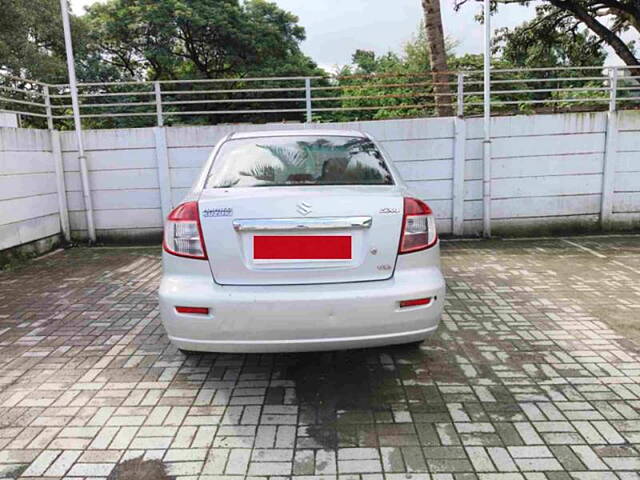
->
[608,66,618,113]
[44,85,54,130]
[452,116,466,236]
[456,73,465,117]
[305,77,312,123]
[154,81,164,127]
[51,130,71,242]
[60,0,95,243]
[154,127,172,221]
[600,67,619,230]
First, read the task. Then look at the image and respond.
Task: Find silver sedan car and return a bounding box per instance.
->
[159,129,445,353]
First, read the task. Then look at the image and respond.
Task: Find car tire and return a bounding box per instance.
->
[178,348,201,356]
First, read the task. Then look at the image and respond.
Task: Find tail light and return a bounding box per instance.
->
[163,201,208,260]
[399,197,437,254]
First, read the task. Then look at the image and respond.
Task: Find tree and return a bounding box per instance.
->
[242,0,318,77]
[0,0,325,127]
[0,0,98,83]
[421,0,453,116]
[78,0,324,125]
[84,0,319,80]
[456,0,639,69]
[350,50,383,74]
[496,7,607,69]
[324,29,458,122]
[84,0,181,80]
[0,0,125,85]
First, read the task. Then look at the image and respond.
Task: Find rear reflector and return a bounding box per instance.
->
[399,297,432,308]
[175,306,209,315]
[254,235,351,260]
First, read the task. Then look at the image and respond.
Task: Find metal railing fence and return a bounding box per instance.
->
[1,66,639,129]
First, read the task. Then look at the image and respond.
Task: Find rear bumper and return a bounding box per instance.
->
[159,261,445,353]
[167,326,439,353]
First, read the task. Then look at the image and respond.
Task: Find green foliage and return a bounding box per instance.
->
[495,5,606,69]
[84,0,325,126]
[460,0,639,68]
[492,8,610,114]
[0,0,124,84]
[1,0,631,127]
[550,82,609,109]
[0,0,70,83]
[323,13,612,121]
[82,0,317,81]
[316,28,457,122]
[0,0,325,127]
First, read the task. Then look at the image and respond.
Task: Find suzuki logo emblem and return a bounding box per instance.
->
[297,201,312,216]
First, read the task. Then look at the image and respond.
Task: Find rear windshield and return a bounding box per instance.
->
[205,135,394,188]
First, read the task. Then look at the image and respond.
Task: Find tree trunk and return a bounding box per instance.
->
[421,0,453,116]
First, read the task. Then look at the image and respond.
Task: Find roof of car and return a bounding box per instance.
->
[229,129,368,139]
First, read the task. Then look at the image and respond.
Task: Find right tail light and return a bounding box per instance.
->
[398,197,437,254]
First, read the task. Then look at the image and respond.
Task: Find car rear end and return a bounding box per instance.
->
[159,131,445,353]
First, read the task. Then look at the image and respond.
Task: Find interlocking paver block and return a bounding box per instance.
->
[293,448,315,475]
[43,450,81,476]
[1,238,640,477]
[21,450,60,477]
[67,462,115,476]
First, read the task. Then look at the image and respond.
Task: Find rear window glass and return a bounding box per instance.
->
[205,135,394,188]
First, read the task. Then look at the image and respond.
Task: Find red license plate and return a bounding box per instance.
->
[253,235,352,260]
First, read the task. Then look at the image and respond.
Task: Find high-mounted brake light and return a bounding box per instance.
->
[398,197,437,254]
[163,201,208,260]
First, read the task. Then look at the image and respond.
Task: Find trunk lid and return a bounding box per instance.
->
[198,186,403,285]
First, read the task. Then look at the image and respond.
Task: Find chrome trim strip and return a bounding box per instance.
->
[233,216,372,232]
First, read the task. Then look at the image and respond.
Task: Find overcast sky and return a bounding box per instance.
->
[70,0,625,69]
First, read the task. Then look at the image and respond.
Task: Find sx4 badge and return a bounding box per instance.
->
[203,207,233,218]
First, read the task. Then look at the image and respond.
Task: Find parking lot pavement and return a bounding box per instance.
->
[0,236,639,479]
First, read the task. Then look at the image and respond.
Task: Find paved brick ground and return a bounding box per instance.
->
[0,236,640,479]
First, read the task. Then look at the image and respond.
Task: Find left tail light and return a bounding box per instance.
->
[163,201,208,260]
